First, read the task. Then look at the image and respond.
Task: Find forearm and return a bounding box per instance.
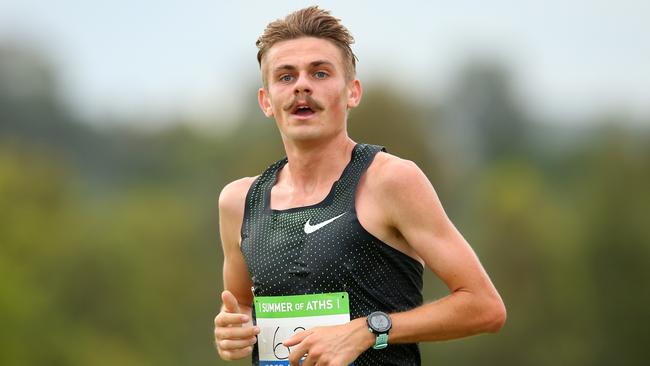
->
[339,288,505,358]
[388,289,506,344]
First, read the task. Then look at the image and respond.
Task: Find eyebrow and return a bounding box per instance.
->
[272,60,336,74]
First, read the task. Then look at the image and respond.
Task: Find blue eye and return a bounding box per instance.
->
[314,71,328,79]
[280,74,293,82]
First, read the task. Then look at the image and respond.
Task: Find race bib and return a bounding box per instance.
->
[254,292,351,366]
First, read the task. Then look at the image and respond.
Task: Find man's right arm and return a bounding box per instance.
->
[214,177,260,361]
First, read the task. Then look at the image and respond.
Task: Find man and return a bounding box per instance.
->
[214,6,505,366]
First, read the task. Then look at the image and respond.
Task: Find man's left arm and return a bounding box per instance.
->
[373,158,506,343]
[284,157,506,365]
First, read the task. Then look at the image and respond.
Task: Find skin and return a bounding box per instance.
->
[214,36,506,365]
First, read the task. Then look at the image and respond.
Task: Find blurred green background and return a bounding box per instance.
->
[1,2,650,365]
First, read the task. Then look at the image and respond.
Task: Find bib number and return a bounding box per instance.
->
[254,292,351,366]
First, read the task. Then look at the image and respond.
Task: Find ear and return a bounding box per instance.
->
[258,87,274,117]
[346,79,363,109]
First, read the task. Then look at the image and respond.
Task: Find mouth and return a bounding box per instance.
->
[284,96,323,120]
[293,105,314,115]
[290,103,317,119]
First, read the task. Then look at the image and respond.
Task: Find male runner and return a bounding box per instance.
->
[214,6,506,366]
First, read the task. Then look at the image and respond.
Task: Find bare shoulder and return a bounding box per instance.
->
[218,176,258,218]
[366,151,431,193]
[363,151,442,229]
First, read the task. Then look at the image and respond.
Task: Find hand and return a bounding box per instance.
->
[214,290,259,360]
[283,318,374,366]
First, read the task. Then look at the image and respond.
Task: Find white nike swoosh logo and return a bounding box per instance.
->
[304,213,346,234]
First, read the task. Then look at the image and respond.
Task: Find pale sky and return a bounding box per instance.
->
[1,0,648,127]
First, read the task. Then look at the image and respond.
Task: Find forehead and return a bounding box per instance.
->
[262,37,345,72]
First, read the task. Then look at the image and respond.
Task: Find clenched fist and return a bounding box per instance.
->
[214,290,259,360]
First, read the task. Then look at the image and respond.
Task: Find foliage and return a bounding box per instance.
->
[1,47,648,365]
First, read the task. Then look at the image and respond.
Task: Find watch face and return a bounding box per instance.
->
[369,312,391,333]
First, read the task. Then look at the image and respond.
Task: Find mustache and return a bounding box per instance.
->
[282,95,324,112]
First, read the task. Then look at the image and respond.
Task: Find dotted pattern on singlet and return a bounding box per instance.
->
[241,144,424,366]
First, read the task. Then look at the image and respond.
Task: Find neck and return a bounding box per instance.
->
[280,134,356,194]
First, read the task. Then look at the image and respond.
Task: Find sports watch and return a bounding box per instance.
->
[366,311,392,349]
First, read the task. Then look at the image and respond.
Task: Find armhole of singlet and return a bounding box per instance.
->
[241,157,287,238]
[240,175,261,240]
[350,145,386,215]
[351,146,426,269]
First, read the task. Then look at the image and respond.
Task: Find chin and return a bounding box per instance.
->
[287,131,322,142]
[283,126,329,143]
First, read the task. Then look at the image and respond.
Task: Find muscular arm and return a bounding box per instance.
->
[214,177,259,360]
[374,156,506,343]
[219,178,255,308]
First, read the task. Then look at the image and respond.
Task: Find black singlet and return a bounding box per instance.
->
[241,143,424,365]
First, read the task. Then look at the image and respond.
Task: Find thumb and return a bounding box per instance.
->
[221,290,241,314]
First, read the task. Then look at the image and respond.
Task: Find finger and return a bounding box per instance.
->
[301,345,329,366]
[301,355,317,366]
[215,325,260,340]
[288,340,309,366]
[214,312,249,327]
[217,337,257,351]
[283,328,311,347]
[221,290,241,313]
[218,346,253,361]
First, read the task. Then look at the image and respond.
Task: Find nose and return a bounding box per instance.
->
[293,73,312,95]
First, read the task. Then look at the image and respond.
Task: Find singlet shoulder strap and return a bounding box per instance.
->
[330,143,385,211]
[346,143,385,183]
[240,157,287,238]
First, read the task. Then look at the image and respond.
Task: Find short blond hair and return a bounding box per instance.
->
[256,6,358,83]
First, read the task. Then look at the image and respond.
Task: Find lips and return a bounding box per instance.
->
[293,104,314,115]
[284,96,323,120]
[289,102,318,120]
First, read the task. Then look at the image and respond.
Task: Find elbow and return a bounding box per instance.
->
[483,297,507,333]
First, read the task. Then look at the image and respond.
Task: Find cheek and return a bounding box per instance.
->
[332,89,350,111]
[267,89,286,110]
[321,84,348,106]
[270,97,283,109]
